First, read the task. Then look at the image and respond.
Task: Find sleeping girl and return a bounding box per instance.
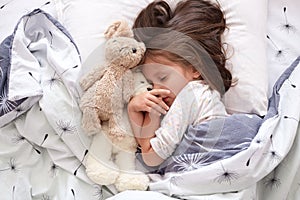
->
[127,0,236,172]
[127,0,263,175]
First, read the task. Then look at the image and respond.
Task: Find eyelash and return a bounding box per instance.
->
[160,76,167,81]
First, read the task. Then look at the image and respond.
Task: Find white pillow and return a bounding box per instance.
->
[54,0,153,62]
[218,0,268,116]
[54,0,268,116]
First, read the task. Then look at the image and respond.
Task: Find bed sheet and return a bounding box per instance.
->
[0,0,300,200]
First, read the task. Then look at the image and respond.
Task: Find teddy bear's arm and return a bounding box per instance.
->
[80,67,107,91]
[122,70,134,102]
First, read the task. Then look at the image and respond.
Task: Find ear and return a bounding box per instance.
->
[104,20,133,39]
[192,69,201,79]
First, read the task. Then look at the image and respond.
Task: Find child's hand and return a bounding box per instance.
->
[128,89,170,115]
[128,89,170,140]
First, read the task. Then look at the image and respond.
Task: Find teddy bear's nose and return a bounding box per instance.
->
[132,48,137,53]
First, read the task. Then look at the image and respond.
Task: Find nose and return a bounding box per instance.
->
[152,83,163,89]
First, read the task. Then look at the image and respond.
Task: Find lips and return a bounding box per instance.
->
[163,97,169,102]
[163,97,172,106]
[162,93,175,107]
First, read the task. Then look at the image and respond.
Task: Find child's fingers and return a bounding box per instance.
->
[147,95,169,112]
[148,90,170,111]
[145,100,167,115]
[149,89,170,97]
[157,96,169,111]
[148,109,162,122]
[152,102,168,115]
[130,89,169,113]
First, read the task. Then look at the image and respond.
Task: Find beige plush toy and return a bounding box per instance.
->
[79,21,150,191]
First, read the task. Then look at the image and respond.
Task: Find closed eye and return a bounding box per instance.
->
[160,76,167,81]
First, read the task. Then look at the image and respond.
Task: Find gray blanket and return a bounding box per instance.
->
[137,113,262,174]
[161,113,262,173]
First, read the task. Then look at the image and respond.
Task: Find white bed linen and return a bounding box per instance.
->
[0,0,57,42]
[266,0,300,97]
[0,0,300,199]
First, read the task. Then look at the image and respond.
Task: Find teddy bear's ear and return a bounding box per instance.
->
[104,20,133,39]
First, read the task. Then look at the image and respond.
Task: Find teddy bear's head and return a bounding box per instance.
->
[103,20,146,70]
[105,37,145,69]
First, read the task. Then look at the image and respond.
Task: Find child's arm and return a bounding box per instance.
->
[139,111,165,166]
[127,89,170,166]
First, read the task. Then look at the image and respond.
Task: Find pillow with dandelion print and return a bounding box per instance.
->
[55,0,269,116]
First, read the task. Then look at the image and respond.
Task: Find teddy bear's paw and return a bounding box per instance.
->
[109,126,127,138]
[85,124,102,136]
[86,156,119,185]
[80,78,94,92]
[112,135,137,152]
[115,172,150,192]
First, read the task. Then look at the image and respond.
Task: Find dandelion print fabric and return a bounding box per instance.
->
[0,9,108,200]
[1,0,300,200]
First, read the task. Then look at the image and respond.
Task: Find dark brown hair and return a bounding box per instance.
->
[133,0,232,95]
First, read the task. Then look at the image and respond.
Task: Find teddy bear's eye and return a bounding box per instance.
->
[132,48,137,53]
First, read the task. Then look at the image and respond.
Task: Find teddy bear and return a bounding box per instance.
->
[79,20,150,192]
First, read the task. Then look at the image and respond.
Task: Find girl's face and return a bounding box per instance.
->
[142,55,200,107]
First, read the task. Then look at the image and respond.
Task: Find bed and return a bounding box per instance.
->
[0,0,300,199]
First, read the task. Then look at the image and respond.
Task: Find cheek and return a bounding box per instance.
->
[165,75,188,95]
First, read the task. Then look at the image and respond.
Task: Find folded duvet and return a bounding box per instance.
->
[0,9,81,127]
[0,9,98,199]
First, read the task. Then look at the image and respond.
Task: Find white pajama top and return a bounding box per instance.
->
[150,81,228,159]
